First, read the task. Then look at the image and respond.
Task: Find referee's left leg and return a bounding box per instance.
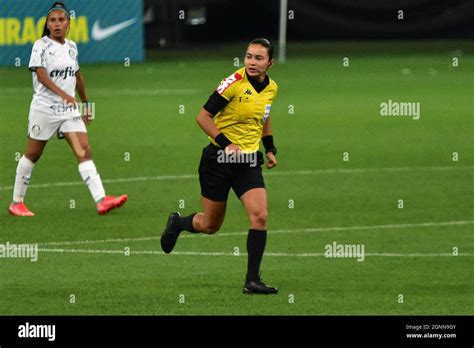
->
[240,187,268,230]
[240,188,278,294]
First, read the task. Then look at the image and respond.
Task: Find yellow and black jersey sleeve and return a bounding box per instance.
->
[203,91,229,116]
[215,70,244,101]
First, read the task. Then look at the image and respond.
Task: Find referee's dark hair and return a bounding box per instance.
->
[42,2,70,37]
[249,38,274,60]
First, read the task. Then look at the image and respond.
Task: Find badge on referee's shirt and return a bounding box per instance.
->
[263,105,272,122]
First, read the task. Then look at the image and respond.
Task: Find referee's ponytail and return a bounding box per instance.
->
[42,2,70,37]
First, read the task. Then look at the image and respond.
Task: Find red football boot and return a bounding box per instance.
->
[8,202,35,216]
[97,195,128,215]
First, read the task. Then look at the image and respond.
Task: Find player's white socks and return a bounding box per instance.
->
[78,160,106,203]
[12,155,35,203]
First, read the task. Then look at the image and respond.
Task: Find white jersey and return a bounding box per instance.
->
[28,36,79,108]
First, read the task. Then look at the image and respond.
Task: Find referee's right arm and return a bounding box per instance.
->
[197,90,228,138]
[196,108,220,139]
[196,108,239,152]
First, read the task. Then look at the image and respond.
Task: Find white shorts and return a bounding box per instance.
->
[28,100,87,141]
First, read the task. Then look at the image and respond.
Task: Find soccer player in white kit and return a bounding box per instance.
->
[8,2,127,216]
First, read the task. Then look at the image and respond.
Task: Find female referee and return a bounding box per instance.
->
[8,2,127,216]
[161,38,279,294]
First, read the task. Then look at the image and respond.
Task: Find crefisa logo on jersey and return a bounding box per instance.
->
[49,66,75,79]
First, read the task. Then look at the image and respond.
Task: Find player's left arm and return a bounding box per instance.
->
[75,70,92,125]
[262,117,277,169]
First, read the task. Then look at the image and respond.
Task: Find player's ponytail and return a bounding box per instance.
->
[42,23,49,37]
[42,2,70,37]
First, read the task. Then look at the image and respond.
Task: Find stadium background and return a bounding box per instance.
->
[0,0,473,316]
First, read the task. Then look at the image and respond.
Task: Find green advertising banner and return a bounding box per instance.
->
[0,0,144,66]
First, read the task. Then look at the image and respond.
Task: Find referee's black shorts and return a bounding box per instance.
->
[198,144,265,202]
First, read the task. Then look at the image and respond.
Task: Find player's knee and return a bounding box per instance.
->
[250,210,268,228]
[78,144,92,161]
[84,145,92,160]
[24,151,42,163]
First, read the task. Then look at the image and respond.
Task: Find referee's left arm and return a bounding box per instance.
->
[262,116,273,137]
[262,117,277,169]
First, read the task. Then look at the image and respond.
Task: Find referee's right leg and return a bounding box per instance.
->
[191,197,227,234]
[160,197,226,253]
[160,144,230,253]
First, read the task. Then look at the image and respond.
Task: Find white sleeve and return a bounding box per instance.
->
[28,40,47,71]
[72,41,80,72]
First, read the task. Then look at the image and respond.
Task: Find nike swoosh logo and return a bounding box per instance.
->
[91,18,137,41]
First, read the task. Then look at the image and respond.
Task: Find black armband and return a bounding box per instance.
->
[203,91,229,116]
[215,133,232,149]
[262,135,277,155]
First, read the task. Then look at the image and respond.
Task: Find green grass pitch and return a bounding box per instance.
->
[0,41,473,315]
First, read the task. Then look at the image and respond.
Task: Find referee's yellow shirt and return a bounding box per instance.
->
[209,67,278,153]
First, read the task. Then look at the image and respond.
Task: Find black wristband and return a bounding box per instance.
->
[215,133,232,149]
[262,135,277,155]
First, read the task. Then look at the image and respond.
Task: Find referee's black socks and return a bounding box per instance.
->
[246,229,267,281]
[178,213,199,233]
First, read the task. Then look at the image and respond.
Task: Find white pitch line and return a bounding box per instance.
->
[0,87,200,96]
[35,220,474,247]
[0,165,472,191]
[90,89,201,96]
[38,248,227,256]
[39,236,161,246]
[0,174,198,191]
[36,248,474,258]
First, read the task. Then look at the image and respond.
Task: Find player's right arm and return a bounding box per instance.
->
[35,68,76,105]
[28,39,75,105]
